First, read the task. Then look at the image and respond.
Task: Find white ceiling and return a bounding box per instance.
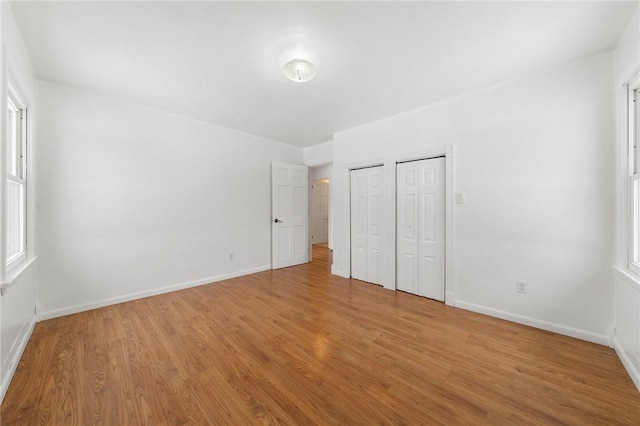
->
[9,1,638,147]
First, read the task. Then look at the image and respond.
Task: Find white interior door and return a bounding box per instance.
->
[397,161,420,295]
[350,169,368,281]
[272,162,309,269]
[311,179,329,244]
[396,158,445,301]
[350,166,383,285]
[419,158,445,300]
[366,167,383,284]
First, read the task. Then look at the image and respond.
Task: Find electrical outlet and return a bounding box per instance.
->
[517,280,528,294]
[228,252,234,261]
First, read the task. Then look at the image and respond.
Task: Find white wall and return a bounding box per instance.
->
[304,140,333,167]
[0,1,38,402]
[36,82,302,318]
[332,54,615,344]
[614,7,640,87]
[310,164,332,180]
[613,7,640,391]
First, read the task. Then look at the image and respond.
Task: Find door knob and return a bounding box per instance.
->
[274,218,282,223]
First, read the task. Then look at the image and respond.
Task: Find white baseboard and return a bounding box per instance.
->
[454,299,609,346]
[613,337,640,392]
[37,264,272,321]
[0,317,36,404]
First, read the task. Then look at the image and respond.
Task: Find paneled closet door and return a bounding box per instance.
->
[366,167,383,285]
[351,169,368,282]
[350,166,384,285]
[396,161,420,295]
[396,158,445,301]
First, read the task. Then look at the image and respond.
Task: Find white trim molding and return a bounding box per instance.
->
[0,255,37,295]
[613,336,640,392]
[0,318,36,403]
[612,265,640,393]
[37,264,272,321]
[614,265,640,292]
[455,299,610,346]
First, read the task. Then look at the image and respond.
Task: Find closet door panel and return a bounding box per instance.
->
[396,158,445,301]
[350,169,368,281]
[396,162,419,294]
[418,158,445,301]
[367,167,384,285]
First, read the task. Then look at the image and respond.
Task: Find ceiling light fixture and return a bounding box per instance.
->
[283,58,317,83]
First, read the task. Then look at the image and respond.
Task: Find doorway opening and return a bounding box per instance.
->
[309,164,332,260]
[311,178,329,247]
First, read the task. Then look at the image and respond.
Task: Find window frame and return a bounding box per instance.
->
[6,83,28,273]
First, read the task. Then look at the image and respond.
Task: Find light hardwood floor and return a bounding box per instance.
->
[2,246,639,425]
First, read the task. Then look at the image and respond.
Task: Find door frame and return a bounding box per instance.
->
[344,145,456,306]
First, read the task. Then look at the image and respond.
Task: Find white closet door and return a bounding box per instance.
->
[396,162,420,294]
[350,166,384,285]
[351,169,368,281]
[396,158,445,301]
[367,167,383,285]
[418,158,445,301]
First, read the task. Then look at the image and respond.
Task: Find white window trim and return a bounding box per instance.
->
[6,84,27,273]
[1,256,37,291]
[1,71,36,293]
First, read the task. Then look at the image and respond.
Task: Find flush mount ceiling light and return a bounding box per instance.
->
[283,58,317,83]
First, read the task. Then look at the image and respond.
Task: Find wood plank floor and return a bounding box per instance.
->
[2,246,639,425]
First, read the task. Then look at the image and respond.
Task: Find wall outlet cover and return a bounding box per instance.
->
[516,280,528,294]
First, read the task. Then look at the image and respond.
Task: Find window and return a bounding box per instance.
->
[6,86,27,271]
